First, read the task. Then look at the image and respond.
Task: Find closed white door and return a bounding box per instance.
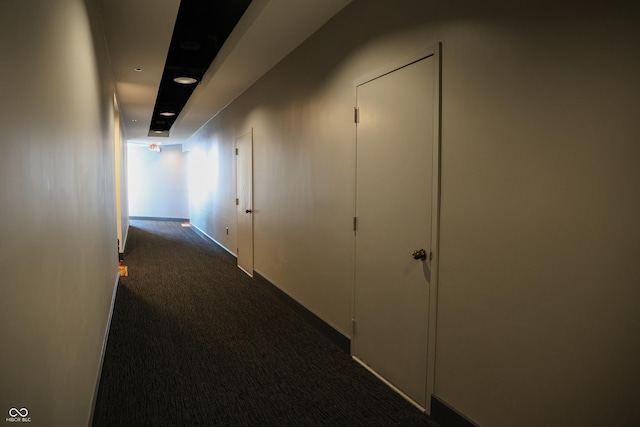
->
[353,54,437,407]
[236,129,254,276]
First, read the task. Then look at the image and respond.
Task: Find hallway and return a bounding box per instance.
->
[92,220,438,426]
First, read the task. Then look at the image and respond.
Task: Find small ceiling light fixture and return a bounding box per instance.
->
[160,112,176,117]
[173,76,198,85]
[134,68,142,72]
[149,144,162,153]
[180,41,201,51]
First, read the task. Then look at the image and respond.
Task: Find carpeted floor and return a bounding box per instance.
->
[92,220,440,426]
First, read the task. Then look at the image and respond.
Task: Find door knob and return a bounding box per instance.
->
[412,249,427,260]
[245,209,252,213]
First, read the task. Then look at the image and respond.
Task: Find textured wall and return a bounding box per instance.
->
[187,0,639,425]
[0,0,120,425]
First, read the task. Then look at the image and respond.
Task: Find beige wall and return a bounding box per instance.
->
[187,0,639,425]
[128,144,189,219]
[0,0,120,425]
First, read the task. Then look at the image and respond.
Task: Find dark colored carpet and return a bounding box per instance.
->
[92,220,440,426]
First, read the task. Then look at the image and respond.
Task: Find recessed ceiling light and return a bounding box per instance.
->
[180,41,201,51]
[160,112,176,117]
[173,76,198,85]
[134,68,142,72]
[153,130,164,134]
[131,119,138,122]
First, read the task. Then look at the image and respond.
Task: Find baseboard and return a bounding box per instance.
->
[354,355,425,412]
[190,224,237,261]
[431,395,479,427]
[129,216,190,222]
[121,222,129,254]
[88,273,120,426]
[254,271,351,354]
[187,225,350,354]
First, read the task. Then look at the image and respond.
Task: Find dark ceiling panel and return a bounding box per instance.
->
[149,0,252,136]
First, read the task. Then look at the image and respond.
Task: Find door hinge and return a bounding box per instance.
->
[354,107,359,124]
[353,216,358,232]
[235,148,238,155]
[352,319,356,335]
[430,251,433,261]
[236,198,239,205]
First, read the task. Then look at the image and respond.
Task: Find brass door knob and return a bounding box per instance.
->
[412,249,427,260]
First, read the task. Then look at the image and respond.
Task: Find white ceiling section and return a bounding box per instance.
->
[99,0,353,145]
[99,0,181,141]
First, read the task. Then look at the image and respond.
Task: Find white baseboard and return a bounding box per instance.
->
[352,355,426,413]
[191,223,237,258]
[88,272,120,426]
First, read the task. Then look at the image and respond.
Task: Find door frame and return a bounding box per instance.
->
[236,128,254,276]
[113,95,125,257]
[351,43,441,413]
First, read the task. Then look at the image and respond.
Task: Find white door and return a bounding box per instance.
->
[236,129,254,276]
[353,53,438,408]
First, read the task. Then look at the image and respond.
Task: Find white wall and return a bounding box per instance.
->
[187,0,640,425]
[0,0,120,425]
[128,144,189,219]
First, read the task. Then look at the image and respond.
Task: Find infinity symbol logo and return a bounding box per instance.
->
[8,407,28,417]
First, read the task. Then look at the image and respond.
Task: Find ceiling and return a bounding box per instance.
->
[99,0,353,145]
[147,0,253,137]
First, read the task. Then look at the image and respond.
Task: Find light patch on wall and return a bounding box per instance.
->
[127,143,189,218]
[189,144,219,210]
